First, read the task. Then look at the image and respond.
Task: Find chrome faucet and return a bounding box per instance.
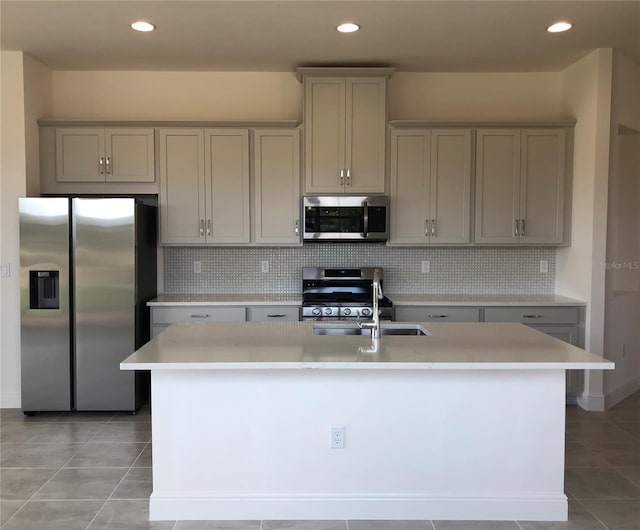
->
[358,268,383,339]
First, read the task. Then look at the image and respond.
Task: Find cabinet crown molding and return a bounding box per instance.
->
[38,119,300,128]
[296,66,395,82]
[389,119,577,128]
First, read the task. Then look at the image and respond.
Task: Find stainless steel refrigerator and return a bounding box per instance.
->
[19,197,157,413]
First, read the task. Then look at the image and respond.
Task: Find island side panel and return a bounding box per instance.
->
[149,368,567,521]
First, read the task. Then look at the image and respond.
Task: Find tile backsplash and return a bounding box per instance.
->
[163,244,555,295]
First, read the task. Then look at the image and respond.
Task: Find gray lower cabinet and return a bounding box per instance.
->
[395,304,584,398]
[484,306,583,398]
[150,306,247,338]
[247,306,300,322]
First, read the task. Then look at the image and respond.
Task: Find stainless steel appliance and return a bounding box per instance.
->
[301,267,393,321]
[303,196,389,241]
[19,197,157,414]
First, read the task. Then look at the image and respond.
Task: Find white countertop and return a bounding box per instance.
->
[148,294,585,307]
[148,294,303,306]
[387,294,586,306]
[121,321,612,371]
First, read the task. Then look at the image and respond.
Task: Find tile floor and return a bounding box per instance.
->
[1,391,639,530]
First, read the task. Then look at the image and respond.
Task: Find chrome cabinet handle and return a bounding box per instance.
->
[105,156,111,175]
[431,219,436,236]
[190,314,210,319]
[99,157,105,175]
[427,314,448,318]
[520,219,526,236]
[346,168,351,186]
[294,219,299,236]
[425,220,430,236]
[522,314,543,319]
[207,219,212,236]
[266,314,286,318]
[199,219,205,237]
[514,219,519,237]
[340,169,345,186]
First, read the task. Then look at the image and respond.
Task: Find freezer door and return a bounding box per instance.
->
[19,197,72,411]
[73,198,136,410]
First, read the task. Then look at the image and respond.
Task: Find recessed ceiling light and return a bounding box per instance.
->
[337,22,360,33]
[131,21,156,32]
[547,21,573,33]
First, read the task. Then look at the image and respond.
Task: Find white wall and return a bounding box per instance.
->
[52,71,302,121]
[602,51,640,406]
[1,51,28,408]
[556,49,613,411]
[389,72,564,120]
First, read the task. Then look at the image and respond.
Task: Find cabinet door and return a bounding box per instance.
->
[519,129,565,244]
[344,77,386,193]
[56,128,105,182]
[105,128,155,183]
[474,129,520,243]
[389,129,430,244]
[159,129,206,244]
[254,129,301,245]
[430,129,472,244]
[205,129,250,244]
[304,77,346,193]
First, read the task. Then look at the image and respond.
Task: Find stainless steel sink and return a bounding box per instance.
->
[313,322,430,336]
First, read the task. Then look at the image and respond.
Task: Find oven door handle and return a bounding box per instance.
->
[363,200,369,238]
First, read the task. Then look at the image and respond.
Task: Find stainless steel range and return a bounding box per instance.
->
[301,267,393,321]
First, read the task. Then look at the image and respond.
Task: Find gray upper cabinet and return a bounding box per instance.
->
[475,128,566,244]
[303,76,387,194]
[159,128,250,245]
[253,128,301,245]
[389,128,472,245]
[56,128,154,183]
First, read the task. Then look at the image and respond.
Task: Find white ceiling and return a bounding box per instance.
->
[1,0,639,73]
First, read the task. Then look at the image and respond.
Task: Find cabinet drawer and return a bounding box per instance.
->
[152,306,246,324]
[247,306,300,322]
[395,306,481,322]
[484,307,578,324]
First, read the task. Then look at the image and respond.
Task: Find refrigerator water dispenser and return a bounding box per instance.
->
[29,270,59,309]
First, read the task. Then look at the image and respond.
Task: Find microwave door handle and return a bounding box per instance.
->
[363,200,369,238]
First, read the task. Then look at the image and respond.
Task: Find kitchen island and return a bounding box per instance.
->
[121,321,613,522]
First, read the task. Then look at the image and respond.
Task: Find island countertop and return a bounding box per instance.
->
[121,321,613,371]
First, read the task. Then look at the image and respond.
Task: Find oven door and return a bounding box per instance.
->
[303,196,389,241]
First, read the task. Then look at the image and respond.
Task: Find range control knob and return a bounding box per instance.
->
[311,307,322,316]
[361,308,371,317]
[343,308,352,316]
[324,307,333,316]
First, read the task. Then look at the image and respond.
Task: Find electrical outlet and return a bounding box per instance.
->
[261,260,269,273]
[421,260,430,273]
[193,261,202,274]
[539,260,548,274]
[330,426,345,449]
[0,263,10,278]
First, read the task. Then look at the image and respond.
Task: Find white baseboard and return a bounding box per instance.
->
[1,393,21,409]
[577,392,606,411]
[605,378,640,409]
[149,493,568,522]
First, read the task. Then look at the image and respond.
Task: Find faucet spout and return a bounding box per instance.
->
[357,268,383,339]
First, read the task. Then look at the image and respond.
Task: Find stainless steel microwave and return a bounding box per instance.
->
[303,196,389,241]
